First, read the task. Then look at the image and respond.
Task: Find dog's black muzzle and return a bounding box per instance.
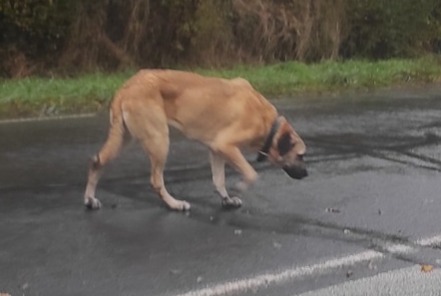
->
[282,163,308,180]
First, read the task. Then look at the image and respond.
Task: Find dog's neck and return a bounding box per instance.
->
[257,116,281,162]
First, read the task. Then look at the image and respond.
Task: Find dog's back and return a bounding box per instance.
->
[109,70,274,142]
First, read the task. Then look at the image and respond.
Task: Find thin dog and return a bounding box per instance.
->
[84,70,307,211]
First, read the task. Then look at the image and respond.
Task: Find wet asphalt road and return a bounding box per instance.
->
[2,87,441,295]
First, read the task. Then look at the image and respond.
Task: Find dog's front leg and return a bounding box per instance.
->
[212,145,258,207]
[209,151,242,208]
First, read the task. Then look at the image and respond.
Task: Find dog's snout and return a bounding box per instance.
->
[283,165,308,180]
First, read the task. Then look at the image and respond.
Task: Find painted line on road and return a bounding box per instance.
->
[171,250,383,296]
[416,234,441,248]
[0,113,96,124]
[296,265,441,296]
[384,243,415,254]
[171,233,441,296]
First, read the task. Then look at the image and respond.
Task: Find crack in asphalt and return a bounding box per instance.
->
[305,131,441,172]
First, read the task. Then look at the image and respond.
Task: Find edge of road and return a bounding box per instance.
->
[2,83,441,125]
[0,113,97,124]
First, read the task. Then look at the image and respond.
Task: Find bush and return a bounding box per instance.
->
[0,0,73,76]
[0,0,440,76]
[342,0,441,59]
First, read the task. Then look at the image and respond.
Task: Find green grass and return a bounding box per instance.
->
[199,57,441,94]
[1,56,441,118]
[0,71,131,118]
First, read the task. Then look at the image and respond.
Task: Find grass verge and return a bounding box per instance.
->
[1,56,441,119]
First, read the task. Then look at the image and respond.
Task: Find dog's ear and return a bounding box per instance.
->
[268,117,305,164]
[277,132,294,156]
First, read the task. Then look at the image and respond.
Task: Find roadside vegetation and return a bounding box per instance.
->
[1,56,441,119]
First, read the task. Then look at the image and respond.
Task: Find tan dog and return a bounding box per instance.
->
[84,70,307,211]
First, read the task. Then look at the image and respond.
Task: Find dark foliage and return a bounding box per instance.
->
[0,0,440,77]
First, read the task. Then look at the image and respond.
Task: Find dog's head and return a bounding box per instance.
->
[267,117,307,179]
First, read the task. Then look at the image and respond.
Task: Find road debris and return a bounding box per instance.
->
[273,241,282,249]
[326,207,341,213]
[170,269,182,275]
[234,229,242,235]
[421,264,434,273]
[368,260,377,270]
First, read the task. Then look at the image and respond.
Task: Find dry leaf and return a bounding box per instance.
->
[421,264,434,273]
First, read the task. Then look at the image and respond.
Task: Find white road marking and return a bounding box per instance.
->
[384,243,415,254]
[297,265,441,296]
[171,233,441,296]
[172,250,383,296]
[0,113,96,124]
[416,234,441,247]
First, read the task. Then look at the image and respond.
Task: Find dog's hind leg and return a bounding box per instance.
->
[123,102,190,211]
[209,151,242,208]
[84,115,129,210]
[142,136,190,211]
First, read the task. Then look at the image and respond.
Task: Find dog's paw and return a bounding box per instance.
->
[222,196,242,209]
[84,197,102,210]
[170,200,191,211]
[180,200,191,211]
